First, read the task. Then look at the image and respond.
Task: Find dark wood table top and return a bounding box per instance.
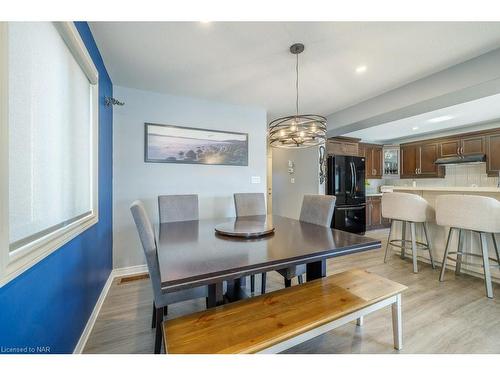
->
[158,215,381,292]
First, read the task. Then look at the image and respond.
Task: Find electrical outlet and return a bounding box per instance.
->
[290,177,295,184]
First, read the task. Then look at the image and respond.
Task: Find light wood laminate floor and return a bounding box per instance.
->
[83,229,500,354]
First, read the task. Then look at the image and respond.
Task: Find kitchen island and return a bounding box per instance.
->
[382,185,500,282]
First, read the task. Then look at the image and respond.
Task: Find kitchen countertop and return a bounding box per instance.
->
[382,185,500,193]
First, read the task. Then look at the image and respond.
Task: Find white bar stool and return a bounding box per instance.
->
[382,192,436,273]
[436,194,500,299]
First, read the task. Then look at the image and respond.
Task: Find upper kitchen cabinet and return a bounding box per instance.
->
[486,132,500,176]
[439,138,461,158]
[401,144,418,178]
[461,135,485,155]
[401,142,444,178]
[439,134,485,158]
[382,146,400,178]
[360,143,383,179]
[326,137,360,156]
[419,142,442,176]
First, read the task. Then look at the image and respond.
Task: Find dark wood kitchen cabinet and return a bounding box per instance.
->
[486,132,500,176]
[360,143,383,179]
[461,135,485,155]
[419,143,441,177]
[401,144,418,178]
[400,142,443,178]
[327,137,359,156]
[439,135,485,158]
[366,196,389,230]
[371,146,383,178]
[439,138,461,158]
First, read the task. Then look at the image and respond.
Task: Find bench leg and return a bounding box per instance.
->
[356,316,364,326]
[391,294,402,350]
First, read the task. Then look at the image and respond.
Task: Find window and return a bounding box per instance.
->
[0,22,99,286]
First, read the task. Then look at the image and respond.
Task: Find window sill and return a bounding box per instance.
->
[0,213,98,287]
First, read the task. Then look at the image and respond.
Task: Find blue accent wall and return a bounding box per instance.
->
[0,22,113,354]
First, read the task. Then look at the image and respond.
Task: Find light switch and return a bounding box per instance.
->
[290,177,295,184]
[251,176,261,184]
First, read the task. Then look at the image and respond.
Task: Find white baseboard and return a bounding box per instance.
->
[73,263,148,354]
[112,264,148,277]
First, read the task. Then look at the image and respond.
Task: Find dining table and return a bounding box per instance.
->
[157,214,381,307]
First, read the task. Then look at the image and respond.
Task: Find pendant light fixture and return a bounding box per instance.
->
[268,43,327,148]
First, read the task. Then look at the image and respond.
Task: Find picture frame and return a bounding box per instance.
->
[144,123,249,166]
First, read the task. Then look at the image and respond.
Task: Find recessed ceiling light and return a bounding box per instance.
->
[355,65,367,74]
[428,115,453,123]
[412,126,419,131]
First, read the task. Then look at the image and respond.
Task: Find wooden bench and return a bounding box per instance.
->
[162,269,407,354]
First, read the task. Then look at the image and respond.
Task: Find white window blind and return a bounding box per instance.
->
[8,22,94,251]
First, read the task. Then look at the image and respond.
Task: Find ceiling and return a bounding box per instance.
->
[344,93,500,142]
[89,22,500,121]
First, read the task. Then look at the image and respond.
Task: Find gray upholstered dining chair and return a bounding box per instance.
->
[233,193,268,295]
[158,194,199,223]
[130,200,208,354]
[277,194,336,287]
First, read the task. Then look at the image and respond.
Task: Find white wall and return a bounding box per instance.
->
[113,85,267,268]
[272,146,324,220]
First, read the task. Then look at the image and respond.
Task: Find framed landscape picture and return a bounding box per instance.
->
[145,123,248,166]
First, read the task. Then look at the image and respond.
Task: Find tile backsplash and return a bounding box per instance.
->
[391,163,499,188]
[366,178,385,194]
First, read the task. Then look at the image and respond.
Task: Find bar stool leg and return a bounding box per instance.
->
[401,221,407,259]
[480,232,494,299]
[410,222,418,273]
[455,229,464,275]
[384,220,394,263]
[492,233,500,266]
[423,222,435,269]
[440,228,454,282]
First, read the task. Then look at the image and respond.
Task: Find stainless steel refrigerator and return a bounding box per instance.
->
[326,155,366,234]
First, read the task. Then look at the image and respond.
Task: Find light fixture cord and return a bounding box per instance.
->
[295,52,299,116]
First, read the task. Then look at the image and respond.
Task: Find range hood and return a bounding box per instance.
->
[434,153,486,165]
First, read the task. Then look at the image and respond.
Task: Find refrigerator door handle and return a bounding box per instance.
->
[352,161,357,196]
[349,162,355,197]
